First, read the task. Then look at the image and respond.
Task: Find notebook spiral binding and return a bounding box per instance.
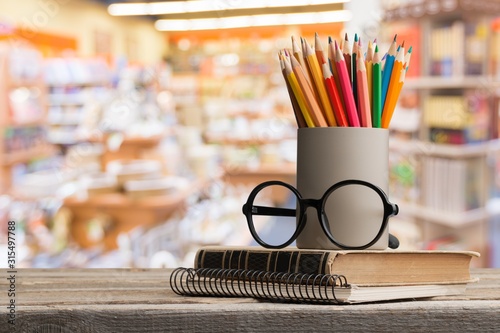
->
[170,267,350,304]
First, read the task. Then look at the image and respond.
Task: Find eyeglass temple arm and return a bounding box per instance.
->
[247,205,296,217]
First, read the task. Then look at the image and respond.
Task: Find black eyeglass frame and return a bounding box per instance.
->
[242,179,399,250]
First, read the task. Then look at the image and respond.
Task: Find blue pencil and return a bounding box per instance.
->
[381,35,398,111]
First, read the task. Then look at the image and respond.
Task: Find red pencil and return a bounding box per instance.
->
[334,40,360,127]
[322,62,348,127]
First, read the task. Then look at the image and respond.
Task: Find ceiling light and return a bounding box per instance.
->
[108,0,349,16]
[155,10,352,31]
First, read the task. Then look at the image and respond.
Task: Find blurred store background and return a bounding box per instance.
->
[0,0,500,268]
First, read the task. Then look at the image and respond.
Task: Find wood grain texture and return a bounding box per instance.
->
[1,268,499,332]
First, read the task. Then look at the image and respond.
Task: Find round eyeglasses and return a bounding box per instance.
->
[242,179,399,250]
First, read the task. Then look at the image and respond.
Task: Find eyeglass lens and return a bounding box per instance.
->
[249,183,386,248]
[250,183,301,247]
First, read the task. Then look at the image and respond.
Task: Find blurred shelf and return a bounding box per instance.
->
[389,138,500,158]
[1,144,58,166]
[395,199,496,228]
[383,0,500,21]
[224,162,296,184]
[205,135,296,146]
[63,179,208,250]
[85,134,164,147]
[404,76,500,90]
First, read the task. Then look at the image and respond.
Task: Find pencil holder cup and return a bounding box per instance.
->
[296,127,390,250]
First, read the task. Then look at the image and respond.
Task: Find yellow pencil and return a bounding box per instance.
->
[280,53,307,128]
[290,54,328,127]
[365,40,374,108]
[304,39,337,126]
[282,54,315,127]
[381,46,405,128]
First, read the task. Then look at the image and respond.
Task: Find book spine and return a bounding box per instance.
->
[195,249,331,275]
[170,267,349,304]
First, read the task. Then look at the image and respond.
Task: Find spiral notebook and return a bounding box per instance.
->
[170,267,471,304]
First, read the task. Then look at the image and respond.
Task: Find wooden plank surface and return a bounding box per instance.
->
[1,268,499,332]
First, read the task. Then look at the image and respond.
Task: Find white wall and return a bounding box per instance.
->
[344,0,383,44]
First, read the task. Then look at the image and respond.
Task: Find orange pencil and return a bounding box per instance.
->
[314,32,327,65]
[289,55,328,127]
[356,49,372,127]
[292,36,313,87]
[334,40,360,127]
[322,62,348,127]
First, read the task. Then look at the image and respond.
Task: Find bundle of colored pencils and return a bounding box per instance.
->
[279,33,412,129]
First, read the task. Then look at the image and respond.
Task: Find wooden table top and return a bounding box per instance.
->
[3,268,500,332]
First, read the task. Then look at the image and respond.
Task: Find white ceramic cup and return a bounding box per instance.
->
[295,127,390,250]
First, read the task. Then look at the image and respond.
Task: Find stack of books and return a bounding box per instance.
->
[171,246,478,304]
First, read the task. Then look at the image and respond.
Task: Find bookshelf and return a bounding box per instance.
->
[168,38,299,187]
[383,0,500,266]
[44,57,112,146]
[0,42,57,193]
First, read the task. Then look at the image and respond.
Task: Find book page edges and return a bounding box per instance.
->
[195,246,480,257]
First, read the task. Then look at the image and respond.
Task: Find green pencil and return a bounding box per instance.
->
[372,45,382,128]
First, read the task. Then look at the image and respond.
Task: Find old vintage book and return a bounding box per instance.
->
[194,246,479,285]
[170,267,471,304]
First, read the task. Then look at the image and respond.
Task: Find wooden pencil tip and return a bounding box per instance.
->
[328,36,332,43]
[393,34,398,42]
[344,32,348,40]
[354,33,358,42]
[408,46,413,53]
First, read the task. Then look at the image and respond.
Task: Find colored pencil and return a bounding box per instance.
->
[381,34,398,110]
[365,40,374,108]
[292,36,313,87]
[314,32,327,65]
[342,33,352,81]
[381,45,405,128]
[304,40,337,126]
[322,62,349,127]
[280,53,307,128]
[289,54,328,127]
[352,34,358,108]
[334,40,360,127]
[404,45,413,72]
[356,49,372,127]
[328,36,343,104]
[300,37,321,101]
[372,45,382,128]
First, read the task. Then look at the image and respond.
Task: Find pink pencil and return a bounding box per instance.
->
[356,49,372,127]
[334,40,359,127]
